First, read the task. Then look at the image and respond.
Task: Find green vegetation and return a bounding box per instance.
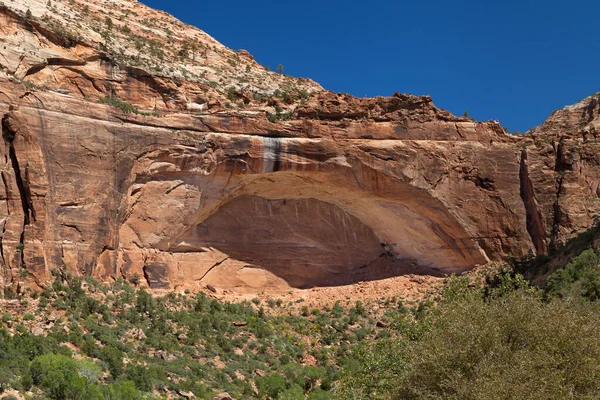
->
[272,88,311,103]
[399,281,600,399]
[98,97,138,114]
[336,249,600,399]
[267,109,294,123]
[0,273,392,399]
[105,16,114,30]
[227,86,239,102]
[463,109,477,122]
[545,248,600,300]
[38,14,83,45]
[3,243,600,398]
[178,39,197,61]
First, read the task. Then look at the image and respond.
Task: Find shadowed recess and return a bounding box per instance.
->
[170,195,445,288]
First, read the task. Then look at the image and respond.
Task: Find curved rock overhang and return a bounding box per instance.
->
[114,134,489,289]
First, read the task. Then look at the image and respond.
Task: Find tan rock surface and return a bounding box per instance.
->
[1,1,600,293]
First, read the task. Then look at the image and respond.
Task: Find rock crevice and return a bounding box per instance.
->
[519,149,548,255]
[3,115,36,225]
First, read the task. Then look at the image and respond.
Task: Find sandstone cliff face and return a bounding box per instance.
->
[0,0,321,112]
[1,0,600,292]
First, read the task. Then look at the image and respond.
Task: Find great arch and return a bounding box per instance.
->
[111,134,489,290]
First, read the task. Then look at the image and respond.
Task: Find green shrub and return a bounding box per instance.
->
[256,374,287,398]
[336,340,407,399]
[29,353,86,399]
[98,97,138,114]
[396,291,600,399]
[279,384,305,399]
[124,364,153,392]
[546,248,600,300]
[267,110,294,123]
[101,380,143,399]
[105,16,114,30]
[100,346,123,379]
[309,389,332,399]
[227,87,238,102]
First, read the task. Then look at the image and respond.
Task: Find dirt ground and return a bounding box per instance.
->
[176,256,450,311]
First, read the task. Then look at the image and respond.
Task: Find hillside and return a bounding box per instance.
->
[0,0,322,112]
[2,0,600,399]
[2,259,600,399]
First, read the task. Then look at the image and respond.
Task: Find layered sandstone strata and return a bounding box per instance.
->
[1,0,600,292]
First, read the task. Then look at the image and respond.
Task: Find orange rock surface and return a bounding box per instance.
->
[1,0,600,293]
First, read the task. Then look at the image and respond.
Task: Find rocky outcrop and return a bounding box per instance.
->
[2,74,600,292]
[0,0,321,113]
[1,0,600,293]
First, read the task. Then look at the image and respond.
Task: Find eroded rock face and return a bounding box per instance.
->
[3,75,600,292]
[2,1,600,292]
[0,1,321,113]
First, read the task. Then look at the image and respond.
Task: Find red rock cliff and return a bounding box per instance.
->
[1,0,599,291]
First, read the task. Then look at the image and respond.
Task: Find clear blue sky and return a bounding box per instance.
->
[144,0,600,132]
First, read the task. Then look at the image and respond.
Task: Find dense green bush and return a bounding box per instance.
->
[545,248,600,300]
[101,346,124,379]
[124,364,153,392]
[398,289,600,399]
[336,340,407,399]
[30,353,86,399]
[336,272,600,400]
[257,374,288,398]
[98,97,139,114]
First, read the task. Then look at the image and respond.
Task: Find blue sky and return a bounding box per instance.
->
[144,0,600,132]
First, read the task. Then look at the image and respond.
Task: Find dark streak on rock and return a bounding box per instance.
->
[519,149,547,254]
[2,115,35,225]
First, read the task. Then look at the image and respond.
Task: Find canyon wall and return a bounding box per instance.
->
[1,1,600,292]
[2,75,600,292]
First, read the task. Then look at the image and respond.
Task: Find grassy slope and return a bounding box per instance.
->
[3,239,600,399]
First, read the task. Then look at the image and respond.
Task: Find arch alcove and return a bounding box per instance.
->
[116,136,489,290]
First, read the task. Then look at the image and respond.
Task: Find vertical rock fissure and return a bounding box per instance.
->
[17,231,25,269]
[0,174,8,272]
[519,149,548,254]
[1,172,10,214]
[2,114,35,276]
[0,117,10,277]
[2,115,36,225]
[550,140,568,249]
[142,264,152,288]
[550,175,564,250]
